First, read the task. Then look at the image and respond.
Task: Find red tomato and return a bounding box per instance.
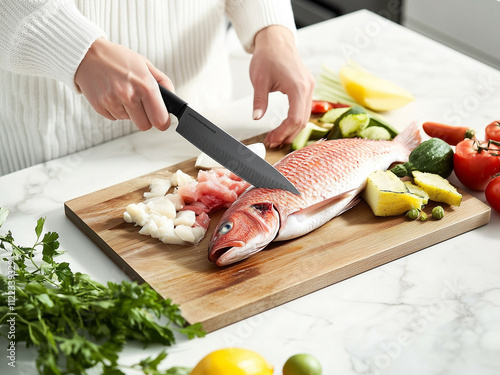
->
[311,101,333,114]
[454,139,500,191]
[485,120,500,142]
[310,100,350,115]
[485,175,500,213]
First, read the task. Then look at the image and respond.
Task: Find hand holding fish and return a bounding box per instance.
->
[250,26,315,149]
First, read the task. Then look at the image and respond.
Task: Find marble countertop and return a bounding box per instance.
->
[2,10,500,375]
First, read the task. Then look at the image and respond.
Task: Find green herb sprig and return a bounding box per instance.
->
[0,208,204,374]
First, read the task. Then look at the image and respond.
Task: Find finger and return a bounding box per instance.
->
[148,61,175,92]
[252,78,270,121]
[124,100,153,131]
[144,61,172,130]
[93,105,117,121]
[107,105,130,120]
[83,94,117,121]
[266,92,307,147]
[142,84,171,131]
[265,115,304,148]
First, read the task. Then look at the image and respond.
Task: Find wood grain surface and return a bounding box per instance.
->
[64,134,491,332]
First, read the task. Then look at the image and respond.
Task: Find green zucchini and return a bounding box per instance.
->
[390,138,454,178]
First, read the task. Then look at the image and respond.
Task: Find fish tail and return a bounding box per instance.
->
[394,121,421,151]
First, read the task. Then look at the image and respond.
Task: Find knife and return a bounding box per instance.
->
[158,84,300,195]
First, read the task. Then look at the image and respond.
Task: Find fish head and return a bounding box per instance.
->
[208,202,280,266]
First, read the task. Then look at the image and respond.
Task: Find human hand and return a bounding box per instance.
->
[74,38,174,131]
[250,26,315,148]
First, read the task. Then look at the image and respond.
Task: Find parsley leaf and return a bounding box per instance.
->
[0,209,205,374]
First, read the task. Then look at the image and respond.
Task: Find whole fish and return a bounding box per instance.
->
[208,122,421,266]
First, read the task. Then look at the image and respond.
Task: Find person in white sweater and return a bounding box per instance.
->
[0,1,314,176]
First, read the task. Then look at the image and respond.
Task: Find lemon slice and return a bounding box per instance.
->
[339,62,414,112]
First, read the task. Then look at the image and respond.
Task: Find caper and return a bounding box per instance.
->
[432,206,445,220]
[406,207,420,220]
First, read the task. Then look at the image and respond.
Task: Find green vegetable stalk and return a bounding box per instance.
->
[0,208,205,374]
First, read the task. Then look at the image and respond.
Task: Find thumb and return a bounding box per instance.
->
[252,85,269,120]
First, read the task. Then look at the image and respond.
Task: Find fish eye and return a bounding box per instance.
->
[219,221,233,235]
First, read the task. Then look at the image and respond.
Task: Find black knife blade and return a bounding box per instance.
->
[158,84,300,194]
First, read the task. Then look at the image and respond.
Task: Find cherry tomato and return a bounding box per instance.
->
[311,100,349,115]
[454,139,500,191]
[485,120,500,142]
[485,175,500,213]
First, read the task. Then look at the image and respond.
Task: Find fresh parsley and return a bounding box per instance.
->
[0,208,205,374]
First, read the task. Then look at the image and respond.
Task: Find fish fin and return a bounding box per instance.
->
[337,197,361,215]
[297,189,356,217]
[394,121,421,151]
[276,189,357,241]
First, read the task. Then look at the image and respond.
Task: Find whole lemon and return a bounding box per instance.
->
[190,348,274,375]
[282,354,322,375]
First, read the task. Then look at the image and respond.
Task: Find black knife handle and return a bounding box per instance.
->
[158,84,187,118]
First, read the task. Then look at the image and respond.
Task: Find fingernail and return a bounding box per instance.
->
[253,109,263,120]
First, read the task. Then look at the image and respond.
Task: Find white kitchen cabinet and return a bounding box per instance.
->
[402,0,500,69]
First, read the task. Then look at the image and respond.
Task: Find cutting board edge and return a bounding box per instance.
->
[64,202,146,284]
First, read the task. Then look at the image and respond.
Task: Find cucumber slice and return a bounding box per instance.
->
[339,113,369,137]
[292,122,329,150]
[327,106,367,140]
[366,116,399,138]
[357,126,391,140]
[320,107,351,123]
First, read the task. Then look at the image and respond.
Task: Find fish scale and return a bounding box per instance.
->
[209,122,421,266]
[272,140,405,214]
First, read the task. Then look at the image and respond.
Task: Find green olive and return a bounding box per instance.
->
[283,354,322,375]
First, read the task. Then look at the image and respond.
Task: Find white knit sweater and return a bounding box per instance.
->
[0,0,296,175]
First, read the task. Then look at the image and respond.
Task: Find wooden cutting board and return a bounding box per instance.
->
[65,134,491,332]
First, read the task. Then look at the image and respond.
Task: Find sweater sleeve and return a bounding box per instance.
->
[0,0,106,89]
[225,0,297,53]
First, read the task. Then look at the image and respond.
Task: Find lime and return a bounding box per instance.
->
[190,348,273,375]
[282,353,322,375]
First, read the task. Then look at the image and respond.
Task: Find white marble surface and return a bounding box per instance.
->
[2,10,500,375]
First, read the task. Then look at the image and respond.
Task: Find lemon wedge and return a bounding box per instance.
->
[339,62,414,112]
[412,171,462,207]
[362,170,424,216]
